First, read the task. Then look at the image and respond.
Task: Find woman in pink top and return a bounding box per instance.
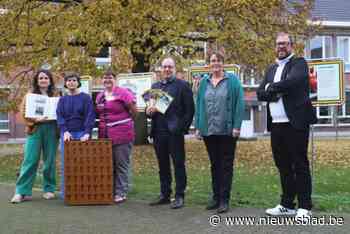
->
[96,69,137,203]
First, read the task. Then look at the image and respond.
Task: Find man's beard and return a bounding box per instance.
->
[277,51,291,60]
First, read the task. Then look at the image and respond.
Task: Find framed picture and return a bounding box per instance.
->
[80,75,92,95]
[117,72,155,110]
[307,59,345,106]
[25,93,59,120]
[189,64,240,92]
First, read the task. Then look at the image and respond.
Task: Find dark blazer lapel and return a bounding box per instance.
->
[280,56,295,81]
[268,65,278,82]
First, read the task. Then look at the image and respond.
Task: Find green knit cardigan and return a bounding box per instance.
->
[194,72,245,136]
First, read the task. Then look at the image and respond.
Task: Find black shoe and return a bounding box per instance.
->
[170,197,184,209]
[149,196,171,206]
[217,202,229,213]
[206,200,219,210]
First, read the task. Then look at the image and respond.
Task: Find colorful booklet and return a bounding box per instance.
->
[25,93,59,120]
[142,89,173,114]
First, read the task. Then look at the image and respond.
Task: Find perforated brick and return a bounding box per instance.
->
[64,140,114,205]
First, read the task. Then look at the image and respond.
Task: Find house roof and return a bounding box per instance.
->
[312,0,350,22]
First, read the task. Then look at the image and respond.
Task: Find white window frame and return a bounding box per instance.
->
[0,113,10,133]
[0,87,10,133]
[336,91,350,126]
[307,36,339,126]
[308,35,333,59]
[336,36,350,72]
[95,47,111,68]
[314,106,333,127]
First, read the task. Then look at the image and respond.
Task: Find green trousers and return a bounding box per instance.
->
[16,122,58,196]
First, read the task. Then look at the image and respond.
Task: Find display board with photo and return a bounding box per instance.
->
[307,59,345,106]
[117,72,154,110]
[25,94,59,120]
[189,64,240,93]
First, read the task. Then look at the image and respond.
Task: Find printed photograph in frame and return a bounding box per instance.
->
[189,64,240,93]
[307,59,345,106]
[117,72,154,110]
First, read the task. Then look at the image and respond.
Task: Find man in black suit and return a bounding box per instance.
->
[147,57,195,209]
[257,32,317,219]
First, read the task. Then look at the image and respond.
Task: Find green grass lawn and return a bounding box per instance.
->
[1,139,350,212]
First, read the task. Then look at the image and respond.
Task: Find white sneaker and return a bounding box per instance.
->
[295,208,312,220]
[265,204,296,216]
[10,194,32,203]
[43,192,56,200]
[114,195,127,204]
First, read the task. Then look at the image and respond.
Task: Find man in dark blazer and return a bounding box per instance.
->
[257,32,317,219]
[147,57,195,209]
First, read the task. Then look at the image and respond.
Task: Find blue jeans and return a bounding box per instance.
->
[59,131,85,199]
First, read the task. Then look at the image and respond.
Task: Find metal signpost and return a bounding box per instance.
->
[307,59,345,182]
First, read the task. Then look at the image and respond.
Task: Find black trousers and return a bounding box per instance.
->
[203,135,237,203]
[271,123,312,210]
[153,134,186,198]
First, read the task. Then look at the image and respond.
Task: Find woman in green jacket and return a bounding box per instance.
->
[195,52,245,213]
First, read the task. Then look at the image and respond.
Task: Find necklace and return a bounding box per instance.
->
[211,76,223,87]
[104,91,114,101]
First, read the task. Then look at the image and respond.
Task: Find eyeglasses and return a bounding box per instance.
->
[210,59,222,63]
[162,65,174,69]
[103,76,114,80]
[276,41,290,47]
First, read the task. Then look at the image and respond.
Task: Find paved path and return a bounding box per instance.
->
[0,184,348,234]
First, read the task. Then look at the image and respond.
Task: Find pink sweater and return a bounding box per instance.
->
[96,87,136,144]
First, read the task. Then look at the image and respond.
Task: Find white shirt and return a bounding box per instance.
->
[269,53,294,123]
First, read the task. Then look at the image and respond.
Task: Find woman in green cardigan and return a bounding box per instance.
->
[195,52,245,213]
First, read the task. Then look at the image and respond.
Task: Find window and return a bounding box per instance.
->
[316,106,333,125]
[318,106,332,117]
[310,37,322,58]
[0,96,9,132]
[307,35,350,72]
[337,91,350,124]
[337,37,350,72]
[0,112,9,132]
[95,46,111,69]
[308,36,333,59]
[314,91,350,125]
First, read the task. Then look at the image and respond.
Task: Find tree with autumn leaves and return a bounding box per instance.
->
[0,0,317,111]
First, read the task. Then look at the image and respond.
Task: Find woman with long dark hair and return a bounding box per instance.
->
[11,69,60,203]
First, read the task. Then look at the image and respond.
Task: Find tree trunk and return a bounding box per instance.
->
[131,50,150,73]
[130,48,151,145]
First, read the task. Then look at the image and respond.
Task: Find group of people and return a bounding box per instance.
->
[11,69,137,204]
[10,31,317,219]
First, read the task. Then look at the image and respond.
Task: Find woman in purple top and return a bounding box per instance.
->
[96,69,137,203]
[56,72,96,199]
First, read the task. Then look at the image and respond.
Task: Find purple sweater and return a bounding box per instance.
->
[56,92,96,135]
